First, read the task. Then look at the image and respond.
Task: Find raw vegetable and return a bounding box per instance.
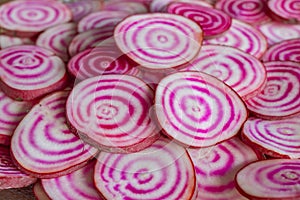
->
[268,0,300,23]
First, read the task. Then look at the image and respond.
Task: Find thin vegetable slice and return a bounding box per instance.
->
[0,145,37,189]
[268,0,300,23]
[242,116,300,159]
[36,22,77,62]
[39,160,103,200]
[187,137,259,200]
[262,38,300,62]
[66,74,160,153]
[0,90,33,146]
[103,1,148,14]
[236,159,300,199]
[94,138,197,200]
[11,90,98,178]
[215,0,271,25]
[155,71,248,148]
[181,45,266,100]
[204,19,267,58]
[0,45,67,101]
[114,13,203,71]
[77,10,130,33]
[167,2,231,38]
[0,35,33,49]
[0,0,72,37]
[257,21,300,45]
[245,61,300,119]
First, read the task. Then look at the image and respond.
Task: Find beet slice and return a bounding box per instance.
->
[242,116,300,159]
[38,160,103,200]
[94,138,197,199]
[167,2,232,38]
[10,90,98,178]
[36,22,77,62]
[215,0,271,25]
[66,74,160,153]
[0,35,34,49]
[0,0,72,37]
[268,0,300,23]
[245,61,300,119]
[114,13,203,71]
[187,137,259,200]
[204,19,267,58]
[236,159,300,200]
[77,10,130,33]
[0,90,33,146]
[262,38,300,62]
[0,45,68,101]
[181,44,267,100]
[155,71,248,148]
[0,145,37,189]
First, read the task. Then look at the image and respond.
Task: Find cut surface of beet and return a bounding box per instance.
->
[155,71,248,148]
[0,35,33,49]
[94,138,197,200]
[268,0,300,22]
[11,90,98,178]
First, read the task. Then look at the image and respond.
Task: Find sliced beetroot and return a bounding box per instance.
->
[0,90,33,146]
[257,21,300,45]
[181,44,267,100]
[68,27,114,57]
[77,10,130,33]
[242,116,300,159]
[36,22,77,62]
[0,45,67,101]
[262,38,300,62]
[114,13,203,71]
[204,19,267,58]
[10,90,98,178]
[215,0,271,25]
[155,71,248,148]
[68,46,140,81]
[0,35,34,49]
[150,0,213,12]
[268,0,300,23]
[236,159,300,200]
[94,138,197,199]
[66,74,160,153]
[0,145,37,189]
[167,2,231,38]
[0,0,72,37]
[187,137,259,200]
[103,1,148,14]
[38,160,103,200]
[245,61,300,119]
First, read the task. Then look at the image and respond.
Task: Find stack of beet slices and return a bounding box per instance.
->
[0,0,299,199]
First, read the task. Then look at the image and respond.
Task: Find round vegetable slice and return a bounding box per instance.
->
[236,159,300,199]
[94,138,197,200]
[0,45,67,101]
[242,116,300,159]
[187,137,259,200]
[0,35,33,49]
[215,0,271,25]
[36,22,77,62]
[11,90,98,178]
[181,45,267,100]
[67,46,140,81]
[66,74,160,153]
[268,0,300,23]
[40,160,103,200]
[155,71,248,148]
[0,0,72,37]
[204,19,267,58]
[0,145,37,189]
[262,38,300,62]
[167,2,231,38]
[257,21,300,45]
[77,10,130,33]
[114,13,203,71]
[0,89,33,146]
[245,61,300,119]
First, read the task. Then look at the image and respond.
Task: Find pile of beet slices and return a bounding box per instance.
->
[0,0,300,199]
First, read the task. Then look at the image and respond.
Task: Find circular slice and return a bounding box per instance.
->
[114,13,203,70]
[155,71,248,148]
[268,0,300,22]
